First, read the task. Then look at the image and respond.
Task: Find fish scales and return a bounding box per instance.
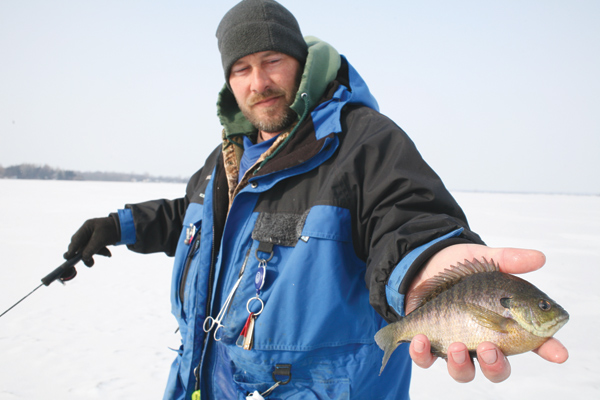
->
[375,258,569,374]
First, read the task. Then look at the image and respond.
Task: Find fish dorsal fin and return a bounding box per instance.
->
[405,258,499,314]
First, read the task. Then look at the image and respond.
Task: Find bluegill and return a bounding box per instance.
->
[375,258,569,374]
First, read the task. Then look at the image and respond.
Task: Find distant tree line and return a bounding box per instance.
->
[0,163,188,183]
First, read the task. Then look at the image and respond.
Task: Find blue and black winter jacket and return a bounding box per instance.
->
[116,38,483,399]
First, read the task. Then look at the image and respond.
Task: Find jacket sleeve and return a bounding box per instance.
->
[115,168,207,257]
[114,145,222,257]
[341,106,485,323]
[122,197,188,257]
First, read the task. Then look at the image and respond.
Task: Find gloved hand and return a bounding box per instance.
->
[64,216,121,267]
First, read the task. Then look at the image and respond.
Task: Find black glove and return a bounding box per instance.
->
[64,215,121,267]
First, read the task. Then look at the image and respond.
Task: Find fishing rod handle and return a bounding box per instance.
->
[41,254,83,286]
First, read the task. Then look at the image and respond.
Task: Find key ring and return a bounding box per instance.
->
[255,248,274,263]
[246,296,264,316]
[237,242,272,352]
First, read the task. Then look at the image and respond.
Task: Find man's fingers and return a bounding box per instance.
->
[409,336,565,384]
[446,342,476,383]
[65,221,94,259]
[533,337,569,364]
[476,342,511,383]
[65,231,89,258]
[409,334,436,369]
[96,247,112,258]
[64,217,119,265]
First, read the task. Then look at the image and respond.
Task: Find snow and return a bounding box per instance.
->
[0,180,598,399]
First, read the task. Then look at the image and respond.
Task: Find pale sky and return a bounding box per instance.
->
[1,0,598,194]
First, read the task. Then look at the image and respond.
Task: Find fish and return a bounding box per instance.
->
[374,258,569,374]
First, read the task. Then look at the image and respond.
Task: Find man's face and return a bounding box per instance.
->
[229,51,301,134]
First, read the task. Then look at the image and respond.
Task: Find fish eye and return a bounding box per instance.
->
[500,297,511,309]
[538,299,552,311]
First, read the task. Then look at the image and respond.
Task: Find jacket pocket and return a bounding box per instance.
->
[232,376,350,400]
[170,203,204,325]
[248,205,380,351]
[179,223,201,305]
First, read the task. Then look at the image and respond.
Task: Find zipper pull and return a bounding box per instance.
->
[184,223,197,245]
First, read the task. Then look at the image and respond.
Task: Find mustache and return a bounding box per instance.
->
[247,88,287,107]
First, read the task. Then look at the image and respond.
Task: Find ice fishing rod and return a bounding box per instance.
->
[0,254,83,319]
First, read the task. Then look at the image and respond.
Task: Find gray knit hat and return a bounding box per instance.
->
[216,0,308,84]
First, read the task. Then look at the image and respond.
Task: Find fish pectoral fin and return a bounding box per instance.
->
[461,303,512,333]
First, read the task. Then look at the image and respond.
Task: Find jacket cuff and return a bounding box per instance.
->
[385,228,467,317]
[115,208,136,246]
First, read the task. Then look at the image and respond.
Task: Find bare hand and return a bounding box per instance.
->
[406,244,569,383]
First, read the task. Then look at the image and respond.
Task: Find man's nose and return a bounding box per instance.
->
[250,67,271,93]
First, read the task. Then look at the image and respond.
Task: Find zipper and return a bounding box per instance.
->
[195,225,217,391]
[205,226,217,326]
[237,247,251,284]
[179,231,201,305]
[194,234,253,393]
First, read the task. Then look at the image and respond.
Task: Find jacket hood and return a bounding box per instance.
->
[217,36,341,142]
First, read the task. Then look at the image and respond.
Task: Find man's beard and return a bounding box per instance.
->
[240,86,298,134]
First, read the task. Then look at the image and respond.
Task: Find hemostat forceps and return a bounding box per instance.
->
[203,265,245,341]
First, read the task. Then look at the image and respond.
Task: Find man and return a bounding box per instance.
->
[64,1,568,399]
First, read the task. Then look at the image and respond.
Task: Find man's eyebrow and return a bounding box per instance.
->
[232,51,284,68]
[232,59,248,68]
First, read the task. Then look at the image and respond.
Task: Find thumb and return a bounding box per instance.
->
[415,244,547,291]
[96,247,112,258]
[484,247,546,275]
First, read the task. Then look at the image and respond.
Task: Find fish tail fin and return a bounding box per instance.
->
[374,322,405,375]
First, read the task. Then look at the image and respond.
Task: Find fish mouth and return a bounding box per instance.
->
[530,312,569,337]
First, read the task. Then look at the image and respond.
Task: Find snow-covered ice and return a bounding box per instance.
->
[0,179,597,399]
